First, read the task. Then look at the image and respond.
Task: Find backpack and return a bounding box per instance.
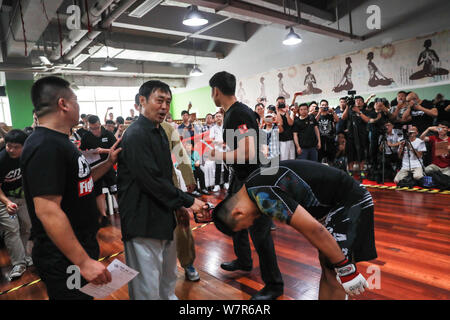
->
[425,171,450,190]
[397,172,416,188]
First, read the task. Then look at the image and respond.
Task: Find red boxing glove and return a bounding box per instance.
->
[334,258,369,295]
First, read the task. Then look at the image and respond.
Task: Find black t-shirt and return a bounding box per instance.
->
[223,101,260,181]
[245,160,366,224]
[0,149,23,197]
[293,116,318,148]
[21,127,99,241]
[410,100,436,134]
[334,107,347,134]
[279,114,294,141]
[80,127,116,165]
[76,127,89,139]
[317,113,335,138]
[436,99,450,123]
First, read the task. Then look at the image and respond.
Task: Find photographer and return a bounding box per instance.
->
[276,96,296,161]
[394,126,427,184]
[342,95,370,177]
[367,98,395,174]
[316,99,338,164]
[334,97,348,134]
[402,92,438,134]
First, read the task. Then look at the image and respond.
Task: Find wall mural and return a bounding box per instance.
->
[237,30,450,105]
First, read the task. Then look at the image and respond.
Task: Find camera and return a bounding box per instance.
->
[323,107,329,112]
[315,106,319,111]
[278,102,286,109]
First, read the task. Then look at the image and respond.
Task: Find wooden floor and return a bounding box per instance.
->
[0,187,449,300]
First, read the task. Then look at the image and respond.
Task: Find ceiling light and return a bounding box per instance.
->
[100,57,118,71]
[128,0,163,18]
[283,27,302,46]
[183,5,208,26]
[190,65,203,77]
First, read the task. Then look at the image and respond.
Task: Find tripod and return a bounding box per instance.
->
[377,131,397,184]
[399,135,426,185]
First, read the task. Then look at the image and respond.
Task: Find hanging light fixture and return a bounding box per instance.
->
[100,36,118,71]
[183,5,208,26]
[190,38,203,76]
[283,27,302,46]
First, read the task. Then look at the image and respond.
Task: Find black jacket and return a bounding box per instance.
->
[118,115,194,241]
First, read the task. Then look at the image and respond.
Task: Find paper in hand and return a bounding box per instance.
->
[79,259,139,299]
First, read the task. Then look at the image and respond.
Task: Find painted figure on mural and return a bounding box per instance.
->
[333,57,353,93]
[367,52,395,87]
[409,39,449,80]
[301,67,322,95]
[258,76,267,101]
[278,72,290,99]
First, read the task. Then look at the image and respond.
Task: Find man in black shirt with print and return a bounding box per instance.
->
[402,92,438,134]
[22,76,121,299]
[208,71,283,300]
[211,160,377,300]
[80,115,117,224]
[0,130,32,281]
[293,103,321,161]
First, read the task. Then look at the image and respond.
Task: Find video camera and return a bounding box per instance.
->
[345,90,357,108]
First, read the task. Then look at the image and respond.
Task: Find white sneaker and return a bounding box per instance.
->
[224,183,229,189]
[8,264,26,281]
[212,185,220,192]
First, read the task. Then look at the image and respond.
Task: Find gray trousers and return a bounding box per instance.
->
[124,235,178,300]
[0,197,31,266]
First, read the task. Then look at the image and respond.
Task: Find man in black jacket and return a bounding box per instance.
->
[118,80,206,300]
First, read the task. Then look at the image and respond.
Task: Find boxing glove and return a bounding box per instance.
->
[334,258,369,295]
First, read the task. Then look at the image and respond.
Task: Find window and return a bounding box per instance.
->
[0,97,12,125]
[73,86,139,121]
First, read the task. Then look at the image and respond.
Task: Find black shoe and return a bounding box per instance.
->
[250,287,283,300]
[220,260,252,272]
[200,189,210,195]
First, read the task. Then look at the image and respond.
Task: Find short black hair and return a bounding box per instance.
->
[209,71,236,96]
[397,91,407,95]
[320,99,329,105]
[276,96,285,101]
[299,103,308,108]
[212,195,239,237]
[87,115,100,124]
[254,103,264,110]
[206,113,213,118]
[31,76,72,117]
[105,120,115,125]
[5,129,28,145]
[116,116,124,124]
[268,105,276,113]
[355,95,364,101]
[80,114,87,119]
[126,117,133,121]
[135,93,140,105]
[309,101,317,106]
[339,97,347,101]
[181,110,189,116]
[139,80,172,101]
[437,120,449,127]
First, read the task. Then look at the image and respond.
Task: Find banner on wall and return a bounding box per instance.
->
[237,30,450,106]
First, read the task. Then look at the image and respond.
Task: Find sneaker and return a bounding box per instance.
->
[8,264,26,281]
[224,183,229,189]
[25,256,33,267]
[184,265,200,281]
[212,185,220,192]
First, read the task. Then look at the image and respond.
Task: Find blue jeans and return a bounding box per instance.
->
[296,147,318,162]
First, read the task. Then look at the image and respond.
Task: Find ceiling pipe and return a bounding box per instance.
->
[62,0,139,63]
[50,0,116,61]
